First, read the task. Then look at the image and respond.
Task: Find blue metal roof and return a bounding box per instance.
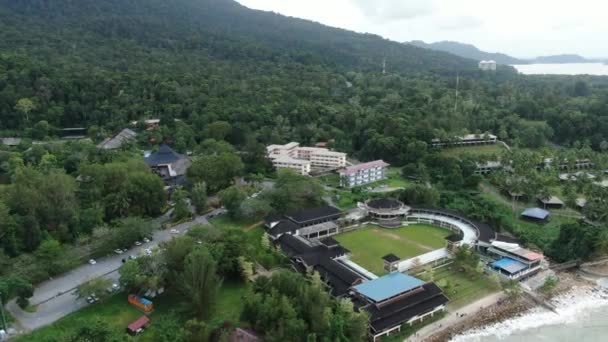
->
[492,257,528,274]
[352,272,425,302]
[521,207,550,220]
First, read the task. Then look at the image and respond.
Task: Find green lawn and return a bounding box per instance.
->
[210,216,260,231]
[440,143,506,157]
[433,267,500,309]
[374,167,413,188]
[15,282,249,342]
[334,224,451,276]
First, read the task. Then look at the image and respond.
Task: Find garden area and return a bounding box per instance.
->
[14,282,249,342]
[334,224,451,275]
[432,267,500,309]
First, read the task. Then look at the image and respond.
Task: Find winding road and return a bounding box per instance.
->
[6,209,224,333]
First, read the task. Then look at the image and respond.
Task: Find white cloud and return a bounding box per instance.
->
[236,0,608,58]
[349,0,436,22]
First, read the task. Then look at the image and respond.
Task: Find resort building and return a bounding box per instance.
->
[275,234,449,340]
[540,158,594,170]
[521,208,550,223]
[360,198,411,228]
[266,142,347,175]
[97,128,137,150]
[339,160,390,188]
[352,273,449,341]
[265,206,342,240]
[475,161,502,175]
[538,196,565,209]
[276,234,365,297]
[431,133,497,148]
[478,60,497,71]
[488,241,544,280]
[144,144,191,187]
[0,137,21,147]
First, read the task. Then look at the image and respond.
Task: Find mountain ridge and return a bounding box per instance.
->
[408,40,598,64]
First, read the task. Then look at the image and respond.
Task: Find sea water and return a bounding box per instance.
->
[511,63,608,76]
[451,281,608,342]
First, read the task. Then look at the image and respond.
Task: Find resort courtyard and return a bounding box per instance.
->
[334,224,452,275]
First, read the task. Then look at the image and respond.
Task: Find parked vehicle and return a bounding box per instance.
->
[88,259,97,265]
[170,229,179,234]
[114,249,124,254]
[134,241,142,246]
[143,237,150,243]
[86,296,96,304]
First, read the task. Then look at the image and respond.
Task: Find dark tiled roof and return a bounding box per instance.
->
[321,237,339,247]
[145,144,187,166]
[367,198,403,210]
[314,259,363,297]
[276,234,310,256]
[286,206,342,225]
[363,283,449,332]
[382,253,400,263]
[268,220,300,237]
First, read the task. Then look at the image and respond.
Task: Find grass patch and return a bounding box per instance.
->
[23,304,38,313]
[440,144,506,158]
[375,167,413,188]
[434,267,499,310]
[477,186,578,250]
[334,224,451,276]
[15,283,249,342]
[14,293,142,342]
[210,216,259,231]
[382,311,446,342]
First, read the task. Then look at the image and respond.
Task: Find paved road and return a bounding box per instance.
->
[6,209,224,333]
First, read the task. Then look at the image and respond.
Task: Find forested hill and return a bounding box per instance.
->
[2,0,606,155]
[0,0,486,131]
[0,0,475,74]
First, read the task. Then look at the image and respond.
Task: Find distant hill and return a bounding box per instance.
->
[531,54,593,64]
[408,40,526,65]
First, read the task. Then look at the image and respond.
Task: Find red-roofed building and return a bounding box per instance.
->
[127,315,149,335]
[339,160,390,188]
[487,241,544,280]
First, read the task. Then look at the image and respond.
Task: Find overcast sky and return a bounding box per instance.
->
[236,0,608,58]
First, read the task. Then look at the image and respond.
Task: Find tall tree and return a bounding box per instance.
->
[177,248,222,320]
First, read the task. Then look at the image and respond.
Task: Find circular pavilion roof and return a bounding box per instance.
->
[366,198,404,210]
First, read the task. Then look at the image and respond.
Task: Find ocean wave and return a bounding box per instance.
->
[450,286,608,341]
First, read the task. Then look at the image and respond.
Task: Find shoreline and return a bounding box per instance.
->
[409,271,595,342]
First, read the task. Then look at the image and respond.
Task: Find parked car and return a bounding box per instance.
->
[88,259,96,265]
[86,296,95,304]
[129,255,137,260]
[114,248,124,254]
[112,283,120,291]
[143,237,150,243]
[134,241,142,246]
[144,248,152,256]
[170,229,179,234]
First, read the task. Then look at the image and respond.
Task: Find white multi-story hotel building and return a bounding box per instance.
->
[267,142,347,175]
[339,160,389,188]
[478,60,497,71]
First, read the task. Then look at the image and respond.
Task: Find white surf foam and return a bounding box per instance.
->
[450,286,608,341]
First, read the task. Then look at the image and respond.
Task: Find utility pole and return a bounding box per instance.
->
[454,72,460,112]
[0,293,7,333]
